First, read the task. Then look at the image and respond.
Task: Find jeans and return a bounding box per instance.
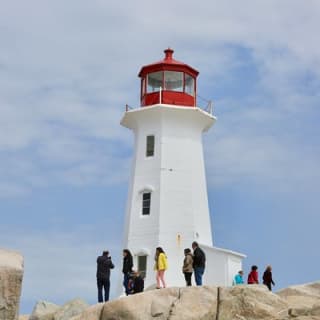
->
[123,273,130,295]
[184,272,192,286]
[97,278,110,302]
[194,266,205,286]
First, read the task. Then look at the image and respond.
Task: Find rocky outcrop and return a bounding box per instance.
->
[68,304,103,320]
[218,285,288,319]
[98,283,320,320]
[20,281,320,320]
[99,285,290,320]
[53,298,89,320]
[278,282,320,309]
[28,299,89,320]
[101,286,218,320]
[29,301,60,320]
[0,248,24,320]
[278,282,320,320]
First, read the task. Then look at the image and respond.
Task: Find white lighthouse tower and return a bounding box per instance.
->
[121,49,245,290]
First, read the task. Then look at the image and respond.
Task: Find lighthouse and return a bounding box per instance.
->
[120,49,245,291]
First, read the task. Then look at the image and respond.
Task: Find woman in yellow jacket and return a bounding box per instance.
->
[154,247,168,288]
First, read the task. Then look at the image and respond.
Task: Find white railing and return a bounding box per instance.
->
[125,95,214,115]
[197,94,214,115]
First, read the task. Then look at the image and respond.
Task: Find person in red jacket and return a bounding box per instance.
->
[247,265,259,284]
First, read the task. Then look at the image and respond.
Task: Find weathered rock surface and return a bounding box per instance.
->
[69,304,103,320]
[29,301,60,320]
[168,286,218,320]
[102,287,181,320]
[53,299,89,320]
[102,286,218,320]
[22,281,320,320]
[277,281,320,310]
[219,285,288,320]
[0,248,24,320]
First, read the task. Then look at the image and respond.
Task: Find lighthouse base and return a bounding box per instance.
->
[118,244,245,295]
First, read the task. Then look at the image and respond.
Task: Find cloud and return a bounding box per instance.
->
[204,91,320,194]
[0,0,318,178]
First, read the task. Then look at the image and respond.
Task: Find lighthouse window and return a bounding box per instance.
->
[142,192,151,215]
[146,135,155,157]
[147,71,162,93]
[185,74,195,96]
[164,71,183,92]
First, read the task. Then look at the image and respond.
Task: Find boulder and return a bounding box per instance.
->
[0,248,24,320]
[68,304,103,320]
[277,282,320,310]
[167,286,218,320]
[310,303,320,316]
[29,301,60,320]
[287,303,320,320]
[100,285,293,320]
[218,285,288,320]
[23,281,320,320]
[101,287,180,320]
[53,299,89,320]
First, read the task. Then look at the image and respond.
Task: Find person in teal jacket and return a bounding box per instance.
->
[233,270,244,285]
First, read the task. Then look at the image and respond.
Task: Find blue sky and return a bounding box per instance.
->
[0,0,319,314]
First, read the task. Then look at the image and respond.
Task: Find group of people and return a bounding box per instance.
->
[96,247,276,303]
[154,241,207,289]
[233,265,275,291]
[95,241,207,302]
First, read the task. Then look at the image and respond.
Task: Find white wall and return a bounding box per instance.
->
[202,245,245,287]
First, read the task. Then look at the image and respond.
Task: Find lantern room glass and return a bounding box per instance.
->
[147,71,162,93]
[164,71,183,92]
[143,70,196,103]
[185,74,195,96]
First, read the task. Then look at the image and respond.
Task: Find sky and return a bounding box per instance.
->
[0,0,319,315]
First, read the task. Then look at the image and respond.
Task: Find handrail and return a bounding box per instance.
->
[197,94,214,115]
[125,95,214,115]
[125,104,134,111]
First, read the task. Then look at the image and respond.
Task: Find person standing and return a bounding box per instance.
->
[154,247,168,289]
[182,248,193,286]
[192,241,206,286]
[233,270,244,285]
[263,265,275,291]
[247,265,259,284]
[96,250,114,302]
[122,249,133,295]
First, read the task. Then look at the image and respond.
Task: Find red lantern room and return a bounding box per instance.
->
[138,48,199,107]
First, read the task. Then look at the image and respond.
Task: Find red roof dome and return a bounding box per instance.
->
[138,48,199,78]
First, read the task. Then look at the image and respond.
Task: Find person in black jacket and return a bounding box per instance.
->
[192,241,206,286]
[96,250,114,302]
[263,265,275,291]
[122,249,133,295]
